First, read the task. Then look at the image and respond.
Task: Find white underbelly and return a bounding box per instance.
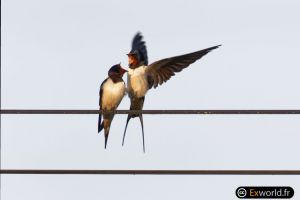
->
[128,66,149,98]
[102,79,125,110]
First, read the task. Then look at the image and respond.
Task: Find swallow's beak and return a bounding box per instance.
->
[120,66,128,75]
[127,52,137,57]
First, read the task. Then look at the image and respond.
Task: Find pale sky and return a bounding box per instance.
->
[1,0,300,199]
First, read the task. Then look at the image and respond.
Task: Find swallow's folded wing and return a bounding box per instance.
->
[98,78,108,133]
[146,45,221,89]
[99,79,106,109]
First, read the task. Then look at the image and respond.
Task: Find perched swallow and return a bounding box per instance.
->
[122,32,221,152]
[98,64,127,149]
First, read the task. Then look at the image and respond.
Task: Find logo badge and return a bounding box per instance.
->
[236,186,294,199]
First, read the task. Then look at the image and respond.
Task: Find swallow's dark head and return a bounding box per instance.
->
[108,64,127,78]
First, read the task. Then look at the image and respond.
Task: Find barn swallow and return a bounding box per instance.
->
[98,64,127,149]
[122,32,221,152]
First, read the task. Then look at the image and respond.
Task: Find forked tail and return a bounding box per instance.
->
[104,128,109,149]
[139,114,145,153]
[122,115,132,146]
[122,114,145,153]
[98,114,103,133]
[122,96,146,152]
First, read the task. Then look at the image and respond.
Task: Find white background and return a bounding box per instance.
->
[1,0,300,199]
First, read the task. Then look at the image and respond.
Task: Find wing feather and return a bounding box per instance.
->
[131,32,148,66]
[99,78,108,109]
[146,45,221,88]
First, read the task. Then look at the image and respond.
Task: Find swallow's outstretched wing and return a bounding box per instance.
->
[130,32,148,66]
[146,45,221,89]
